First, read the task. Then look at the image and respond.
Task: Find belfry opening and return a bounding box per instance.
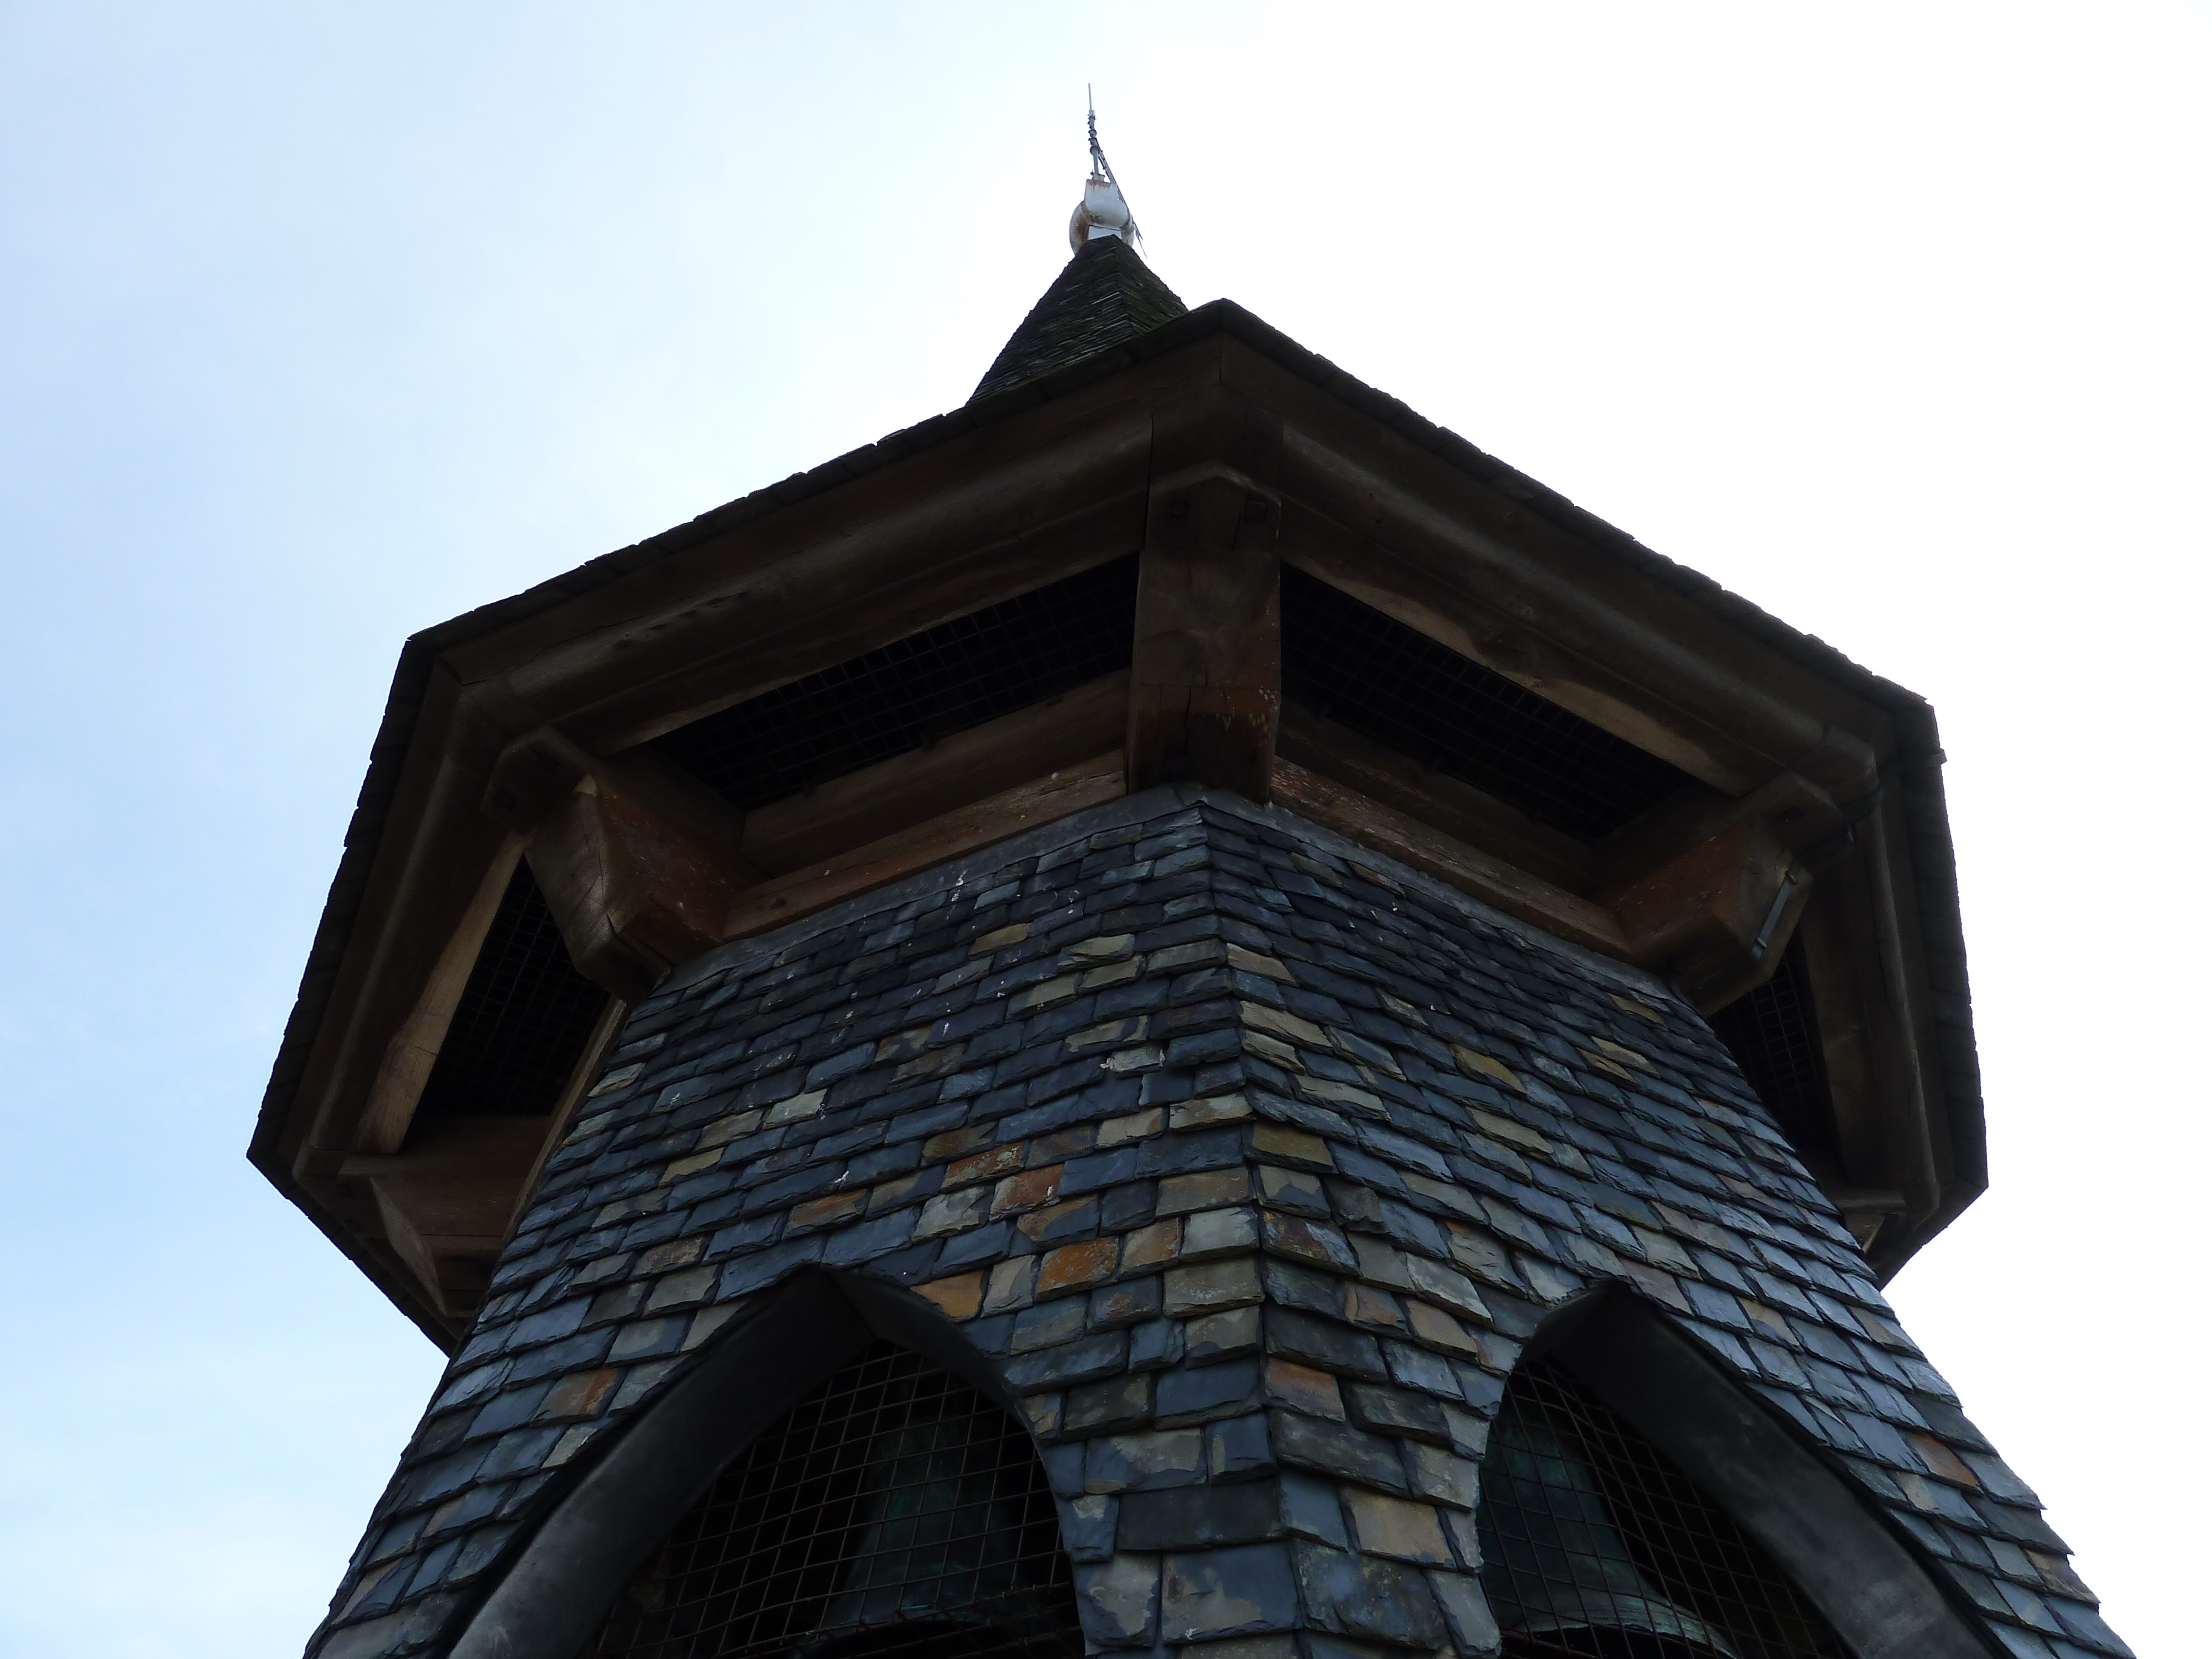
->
[1476,1360,1845,1659]
[592,1344,1081,1659]
[256,114,2131,1659]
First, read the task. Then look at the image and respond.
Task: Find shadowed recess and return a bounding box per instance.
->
[1478,1359,1848,1659]
[1279,565,1694,840]
[591,1343,1082,1659]
[413,862,608,1120]
[648,557,1139,812]
[1707,938,1843,1177]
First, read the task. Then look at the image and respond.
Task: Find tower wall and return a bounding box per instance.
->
[307,789,2122,1659]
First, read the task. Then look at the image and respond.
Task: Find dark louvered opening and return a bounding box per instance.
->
[1479,1360,1848,1659]
[593,1343,1082,1659]
[1280,565,1693,840]
[649,558,1139,812]
[1707,938,1842,1176]
[413,862,609,1119]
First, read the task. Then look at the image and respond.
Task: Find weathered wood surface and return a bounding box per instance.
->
[291,681,515,1186]
[739,673,1129,873]
[356,841,523,1156]
[1270,757,1629,956]
[726,753,1126,940]
[261,318,1978,1338]
[1229,335,1894,797]
[526,778,741,1003]
[1127,467,1281,800]
[346,1115,548,1320]
[1277,702,1596,893]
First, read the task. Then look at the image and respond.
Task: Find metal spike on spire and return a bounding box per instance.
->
[1069,88,1141,253]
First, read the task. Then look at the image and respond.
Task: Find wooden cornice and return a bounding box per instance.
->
[254,305,1981,1343]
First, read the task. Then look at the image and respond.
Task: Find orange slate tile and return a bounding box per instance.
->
[990,1163,1065,1215]
[1037,1238,1119,1295]
[946,1143,1024,1186]
[915,1272,985,1320]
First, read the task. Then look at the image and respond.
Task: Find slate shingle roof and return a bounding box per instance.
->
[301,789,2116,1659]
[971,236,1188,400]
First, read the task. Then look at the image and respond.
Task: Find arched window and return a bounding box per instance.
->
[1478,1359,1848,1659]
[589,1342,1083,1659]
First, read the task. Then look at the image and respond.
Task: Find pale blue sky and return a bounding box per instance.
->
[2,4,2205,1654]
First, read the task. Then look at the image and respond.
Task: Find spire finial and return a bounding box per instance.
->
[1070,89,1141,253]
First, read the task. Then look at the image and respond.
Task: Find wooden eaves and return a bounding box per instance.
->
[251,294,1984,1348]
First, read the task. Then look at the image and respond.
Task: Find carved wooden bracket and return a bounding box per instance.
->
[1276,736,1843,1014]
[486,728,761,1001]
[1604,772,1841,1009]
[525,781,735,1000]
[343,1115,550,1320]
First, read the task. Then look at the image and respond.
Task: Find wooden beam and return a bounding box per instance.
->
[343,1115,549,1321]
[1599,778,1812,1000]
[727,753,1126,940]
[738,673,1128,874]
[1609,821,1804,1009]
[526,776,741,1002]
[482,725,763,1000]
[354,839,524,1156]
[486,440,1155,754]
[1277,702,1595,893]
[1222,335,1895,798]
[289,723,518,1186]
[444,348,1192,689]
[489,681,1137,997]
[1270,757,1629,956]
[1126,465,1281,799]
[1820,792,1952,1276]
[1277,515,1771,795]
[337,997,622,1322]
[1586,770,1835,1008]
[484,724,752,863]
[1595,769,1839,885]
[1279,687,1844,1008]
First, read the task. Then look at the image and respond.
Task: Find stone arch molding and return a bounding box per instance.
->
[1519,1285,2000,1659]
[445,1267,1040,1659]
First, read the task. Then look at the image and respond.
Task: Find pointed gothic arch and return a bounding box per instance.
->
[447,1272,1082,1659]
[1479,1355,1851,1658]
[1484,1287,1996,1659]
[589,1339,1079,1659]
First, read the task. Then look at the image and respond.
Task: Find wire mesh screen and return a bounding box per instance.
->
[1478,1360,1848,1659]
[649,557,1139,811]
[413,860,609,1120]
[1280,564,1691,841]
[1706,937,1842,1176]
[592,1343,1083,1659]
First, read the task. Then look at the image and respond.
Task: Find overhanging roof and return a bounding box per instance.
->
[253,283,1981,1342]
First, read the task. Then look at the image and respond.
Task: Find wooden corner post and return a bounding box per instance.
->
[1127,387,1284,801]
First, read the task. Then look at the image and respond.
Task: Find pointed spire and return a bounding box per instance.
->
[971,99,1187,402]
[1069,90,1141,252]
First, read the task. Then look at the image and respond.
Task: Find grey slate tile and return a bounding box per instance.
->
[310,795,2099,1659]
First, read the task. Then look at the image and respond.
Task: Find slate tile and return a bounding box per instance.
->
[1120,1482,1283,1550]
[1160,1544,1298,1641]
[1289,1541,1447,1648]
[324,801,2087,1659]
[1270,1411,1407,1494]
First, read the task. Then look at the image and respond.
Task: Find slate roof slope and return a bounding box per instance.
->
[302,790,2113,1659]
[971,235,1189,399]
